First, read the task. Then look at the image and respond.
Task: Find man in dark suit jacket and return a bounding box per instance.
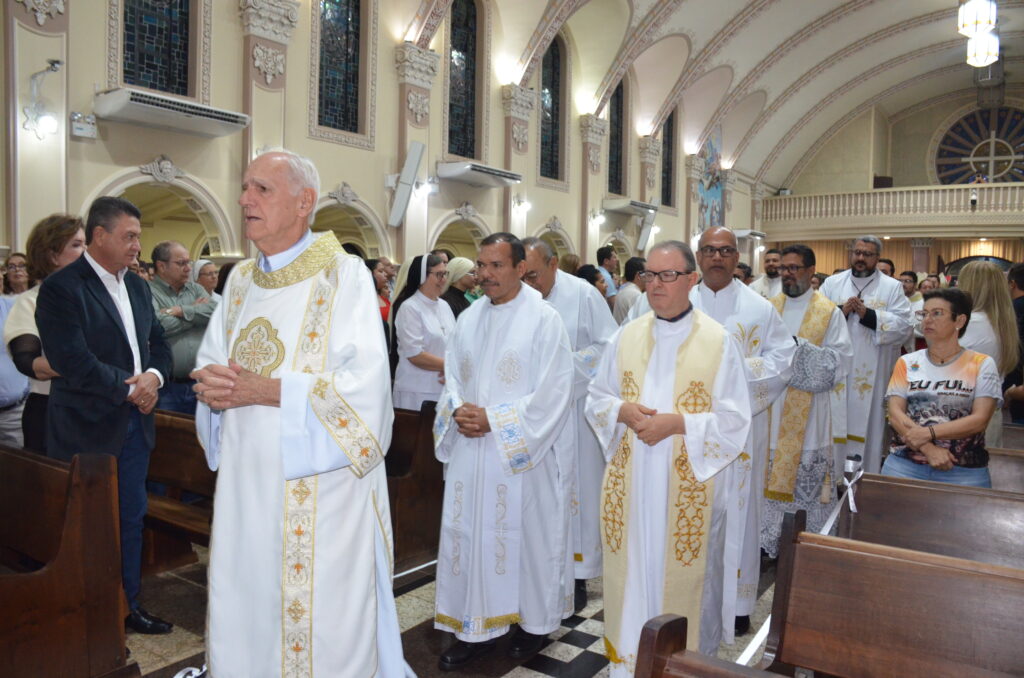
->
[36,196,174,634]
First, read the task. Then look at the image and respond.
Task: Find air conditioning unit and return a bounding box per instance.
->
[602,198,658,216]
[93,87,250,138]
[437,162,522,188]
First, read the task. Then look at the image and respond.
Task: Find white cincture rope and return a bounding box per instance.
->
[173,667,206,678]
[735,457,864,666]
[395,558,438,580]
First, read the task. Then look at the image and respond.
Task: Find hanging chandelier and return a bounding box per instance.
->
[958,0,997,38]
[967,31,1000,67]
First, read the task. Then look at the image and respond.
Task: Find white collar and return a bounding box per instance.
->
[257,229,315,273]
[84,250,126,283]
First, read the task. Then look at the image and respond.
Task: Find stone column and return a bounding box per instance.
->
[580,114,609,261]
[638,135,661,204]
[394,42,440,260]
[683,154,705,244]
[240,0,299,156]
[501,84,536,235]
[911,237,933,273]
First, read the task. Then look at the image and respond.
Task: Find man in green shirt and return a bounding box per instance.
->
[149,240,217,414]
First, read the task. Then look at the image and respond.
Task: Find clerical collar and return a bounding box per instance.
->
[258,229,314,273]
[656,306,692,323]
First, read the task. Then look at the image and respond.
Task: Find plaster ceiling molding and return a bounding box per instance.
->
[16,0,64,27]
[545,215,562,232]
[680,66,733,152]
[512,121,529,152]
[630,34,690,136]
[719,90,766,168]
[564,0,631,115]
[501,84,537,122]
[454,202,478,220]
[407,90,430,125]
[240,0,300,44]
[580,113,609,173]
[685,154,704,203]
[517,0,588,86]
[395,42,441,90]
[639,135,661,190]
[410,0,454,50]
[328,182,359,206]
[140,155,186,184]
[722,169,738,210]
[253,43,286,86]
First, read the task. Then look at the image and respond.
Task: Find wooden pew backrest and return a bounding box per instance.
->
[0,446,68,566]
[150,410,216,497]
[837,473,1024,569]
[988,446,1024,495]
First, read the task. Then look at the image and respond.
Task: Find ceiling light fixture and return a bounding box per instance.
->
[958,0,997,38]
[967,30,1000,67]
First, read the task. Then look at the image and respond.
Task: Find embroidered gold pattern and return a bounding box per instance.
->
[496,349,521,388]
[293,261,339,374]
[601,370,637,554]
[225,261,254,341]
[282,476,316,678]
[434,612,522,634]
[853,365,874,399]
[734,323,762,358]
[451,481,463,575]
[494,484,508,574]
[253,232,347,289]
[459,353,472,386]
[232,318,285,377]
[673,381,712,565]
[309,377,384,477]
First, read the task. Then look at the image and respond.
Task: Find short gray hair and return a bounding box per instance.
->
[521,236,556,263]
[255,148,321,225]
[649,240,696,273]
[151,240,184,264]
[855,235,883,254]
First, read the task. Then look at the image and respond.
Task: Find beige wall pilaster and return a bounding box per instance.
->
[579,113,608,261]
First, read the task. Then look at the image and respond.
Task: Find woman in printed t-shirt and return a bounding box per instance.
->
[883,287,1002,487]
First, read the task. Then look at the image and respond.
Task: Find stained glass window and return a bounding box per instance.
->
[123,0,191,96]
[319,0,361,133]
[936,107,1024,184]
[661,110,676,207]
[448,0,477,158]
[540,38,563,180]
[608,81,625,195]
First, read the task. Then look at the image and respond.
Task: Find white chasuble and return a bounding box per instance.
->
[585,310,751,674]
[433,283,574,641]
[761,289,852,556]
[691,280,794,622]
[194,233,406,678]
[544,270,618,578]
[818,270,912,474]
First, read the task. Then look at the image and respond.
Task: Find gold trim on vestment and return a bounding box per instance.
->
[225,261,254,343]
[253,232,347,289]
[281,476,317,678]
[309,377,384,478]
[601,310,724,660]
[232,318,285,377]
[434,612,522,633]
[765,291,834,502]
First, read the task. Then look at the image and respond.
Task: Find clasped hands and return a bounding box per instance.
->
[902,423,955,471]
[191,360,278,410]
[841,296,867,318]
[125,371,161,414]
[618,401,684,446]
[454,403,490,438]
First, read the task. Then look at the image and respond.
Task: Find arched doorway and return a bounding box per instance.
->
[432,221,487,260]
[532,218,576,260]
[313,203,388,259]
[120,184,209,264]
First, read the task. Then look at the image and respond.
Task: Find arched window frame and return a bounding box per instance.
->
[607,76,631,197]
[536,33,570,191]
[443,0,491,162]
[109,0,212,104]
[309,0,378,150]
[661,107,678,210]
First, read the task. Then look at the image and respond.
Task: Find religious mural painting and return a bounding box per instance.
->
[697,125,723,232]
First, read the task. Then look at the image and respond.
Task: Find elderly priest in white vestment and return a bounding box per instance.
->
[522,236,618,612]
[760,244,852,557]
[818,235,913,474]
[191,150,408,678]
[433,233,575,670]
[586,241,751,675]
[690,227,794,638]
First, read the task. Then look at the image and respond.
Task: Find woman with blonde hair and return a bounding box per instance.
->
[558,253,580,275]
[956,261,1020,446]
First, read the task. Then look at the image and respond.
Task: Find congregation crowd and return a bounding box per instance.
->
[4,147,1023,678]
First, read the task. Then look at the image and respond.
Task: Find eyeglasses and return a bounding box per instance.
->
[4,264,26,271]
[638,269,691,283]
[198,269,219,277]
[430,271,448,280]
[698,246,738,257]
[852,249,879,258]
[779,265,808,274]
[914,310,953,320]
[522,271,540,282]
[171,259,192,267]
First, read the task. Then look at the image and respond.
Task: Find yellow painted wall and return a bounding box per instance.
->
[791,109,873,195]
[888,98,970,187]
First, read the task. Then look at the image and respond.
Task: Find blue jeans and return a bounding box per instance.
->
[118,408,151,610]
[881,453,992,488]
[157,379,197,415]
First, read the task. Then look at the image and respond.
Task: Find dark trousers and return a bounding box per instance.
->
[22,392,48,454]
[156,379,197,415]
[117,408,151,610]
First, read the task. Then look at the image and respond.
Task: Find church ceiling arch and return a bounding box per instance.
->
[630,34,690,136]
[516,0,590,86]
[679,65,732,153]
[720,90,766,167]
[490,0,550,83]
[565,0,632,114]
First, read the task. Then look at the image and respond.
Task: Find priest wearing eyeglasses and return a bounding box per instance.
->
[585,240,751,674]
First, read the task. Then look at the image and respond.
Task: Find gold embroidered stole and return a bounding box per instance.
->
[602,310,724,661]
[765,291,833,501]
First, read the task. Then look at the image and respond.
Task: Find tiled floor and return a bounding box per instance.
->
[134,549,775,677]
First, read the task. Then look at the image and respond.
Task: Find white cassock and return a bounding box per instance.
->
[761,288,852,557]
[819,270,913,474]
[690,280,793,623]
[626,290,651,322]
[585,310,751,673]
[749,275,782,300]
[393,289,455,410]
[543,270,618,578]
[433,283,575,641]
[194,232,409,678]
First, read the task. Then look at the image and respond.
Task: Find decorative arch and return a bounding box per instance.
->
[80,169,238,257]
[602,229,636,259]
[531,217,577,257]
[428,204,493,254]
[925,99,1024,185]
[313,185,393,259]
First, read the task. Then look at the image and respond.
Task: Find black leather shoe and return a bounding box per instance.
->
[507,627,546,659]
[438,639,495,671]
[574,578,588,613]
[125,608,173,634]
[735,615,751,636]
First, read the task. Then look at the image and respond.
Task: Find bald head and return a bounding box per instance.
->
[696,227,740,292]
[698,227,737,249]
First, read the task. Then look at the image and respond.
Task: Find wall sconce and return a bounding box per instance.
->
[23,59,63,140]
[512,194,532,212]
[589,209,606,226]
[414,176,438,199]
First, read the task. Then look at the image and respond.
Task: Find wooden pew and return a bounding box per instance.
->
[636,510,1024,677]
[0,447,140,678]
[837,473,1024,569]
[386,401,443,575]
[988,446,1024,494]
